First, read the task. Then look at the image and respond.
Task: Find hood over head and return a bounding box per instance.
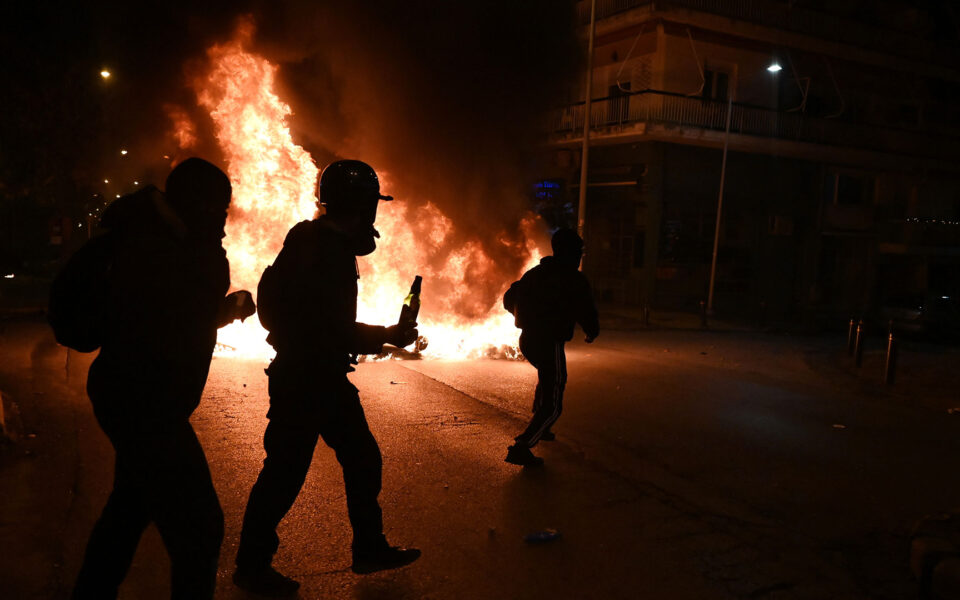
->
[164,157,232,241]
[99,185,189,240]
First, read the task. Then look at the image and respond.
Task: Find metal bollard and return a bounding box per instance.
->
[700,300,708,329]
[884,332,898,385]
[854,319,865,368]
[642,304,651,328]
[847,318,856,356]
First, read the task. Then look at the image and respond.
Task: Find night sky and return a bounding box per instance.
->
[2,1,581,301]
[1,1,579,207]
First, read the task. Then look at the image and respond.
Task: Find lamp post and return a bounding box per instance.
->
[706,60,781,315]
[577,0,597,238]
[706,95,732,315]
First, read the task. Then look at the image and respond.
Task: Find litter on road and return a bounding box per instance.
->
[524,529,561,544]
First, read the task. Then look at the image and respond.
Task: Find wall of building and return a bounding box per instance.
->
[656,144,822,318]
[581,14,959,138]
[588,31,657,99]
[661,27,778,106]
[585,25,780,105]
[556,7,960,325]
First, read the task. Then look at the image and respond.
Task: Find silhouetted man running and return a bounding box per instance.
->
[233,160,420,597]
[503,228,599,466]
[72,158,255,599]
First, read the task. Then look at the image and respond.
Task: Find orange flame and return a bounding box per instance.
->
[194,22,539,360]
[357,199,541,358]
[164,105,198,150]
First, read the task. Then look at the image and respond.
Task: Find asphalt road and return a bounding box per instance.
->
[3,320,960,599]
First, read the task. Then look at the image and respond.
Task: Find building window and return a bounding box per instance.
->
[633,231,646,268]
[834,172,875,206]
[703,68,730,102]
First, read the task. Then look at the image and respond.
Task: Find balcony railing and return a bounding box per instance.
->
[575,0,955,65]
[550,90,960,160]
[880,219,960,246]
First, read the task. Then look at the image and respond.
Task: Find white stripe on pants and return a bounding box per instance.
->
[516,340,566,448]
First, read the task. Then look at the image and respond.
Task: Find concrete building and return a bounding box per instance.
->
[542,0,960,329]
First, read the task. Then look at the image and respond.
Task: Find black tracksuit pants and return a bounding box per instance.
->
[72,416,224,599]
[515,334,567,448]
[236,374,385,570]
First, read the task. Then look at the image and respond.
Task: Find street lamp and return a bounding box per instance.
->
[706,61,781,315]
[100,69,111,80]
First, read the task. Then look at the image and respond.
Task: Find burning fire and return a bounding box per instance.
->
[192,22,540,360]
[165,105,198,150]
[356,201,542,359]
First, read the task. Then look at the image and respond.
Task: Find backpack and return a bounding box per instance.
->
[48,232,116,352]
[503,278,527,329]
[255,263,284,334]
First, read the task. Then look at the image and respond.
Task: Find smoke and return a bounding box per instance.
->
[249,1,581,318]
[12,1,580,318]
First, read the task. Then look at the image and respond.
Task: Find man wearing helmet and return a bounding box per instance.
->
[233,160,420,596]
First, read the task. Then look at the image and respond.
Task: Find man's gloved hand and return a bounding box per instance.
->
[225,290,256,323]
[385,321,419,348]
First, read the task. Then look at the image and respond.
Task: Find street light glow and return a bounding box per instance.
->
[103,179,109,183]
[100,69,111,79]
[120,149,128,155]
[767,62,783,73]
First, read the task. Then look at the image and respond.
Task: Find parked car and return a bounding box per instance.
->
[880,292,960,339]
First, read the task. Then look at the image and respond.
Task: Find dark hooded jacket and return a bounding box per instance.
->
[261,216,387,377]
[87,186,230,425]
[503,255,599,343]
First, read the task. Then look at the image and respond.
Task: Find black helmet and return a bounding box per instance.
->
[317,160,393,213]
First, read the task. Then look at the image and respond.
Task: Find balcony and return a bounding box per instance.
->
[879,219,960,249]
[575,0,958,67]
[549,90,960,163]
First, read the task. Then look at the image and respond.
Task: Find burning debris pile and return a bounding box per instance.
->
[153,5,578,360]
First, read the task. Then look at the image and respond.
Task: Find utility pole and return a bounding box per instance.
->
[577,0,597,238]
[707,95,733,315]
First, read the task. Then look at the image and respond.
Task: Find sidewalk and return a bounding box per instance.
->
[600,303,960,411]
[0,274,51,318]
[599,303,755,333]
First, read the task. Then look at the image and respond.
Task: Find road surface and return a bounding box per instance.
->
[3,319,960,598]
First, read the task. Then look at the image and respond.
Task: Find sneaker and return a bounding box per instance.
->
[351,545,421,574]
[505,445,544,467]
[540,430,556,442]
[232,565,300,597]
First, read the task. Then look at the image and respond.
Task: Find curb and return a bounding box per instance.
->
[0,307,47,319]
[912,513,960,599]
